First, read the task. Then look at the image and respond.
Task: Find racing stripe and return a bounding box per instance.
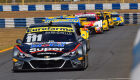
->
[70,43,81,52]
[15,45,26,54]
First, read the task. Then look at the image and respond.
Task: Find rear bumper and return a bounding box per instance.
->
[13,56,84,70]
[95,27,103,33]
[114,21,124,26]
[103,26,109,30]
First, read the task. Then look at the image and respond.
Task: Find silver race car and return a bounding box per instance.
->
[12,23,89,72]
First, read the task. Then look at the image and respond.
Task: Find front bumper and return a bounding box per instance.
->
[13,56,84,70]
[114,21,120,26]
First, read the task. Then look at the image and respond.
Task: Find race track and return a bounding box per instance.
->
[0,25,139,80]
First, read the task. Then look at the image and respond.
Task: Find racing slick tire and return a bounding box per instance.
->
[119,23,124,26]
[12,63,20,72]
[89,28,94,35]
[100,28,104,34]
[80,54,88,71]
[80,45,88,70]
[112,26,115,28]
[107,27,110,31]
[87,40,90,51]
[82,42,87,56]
[110,25,114,28]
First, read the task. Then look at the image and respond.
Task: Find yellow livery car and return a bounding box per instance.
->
[75,13,104,34]
[103,12,115,28]
[96,12,109,31]
[111,12,124,26]
[43,17,89,40]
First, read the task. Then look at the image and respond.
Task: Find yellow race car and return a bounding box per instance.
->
[111,12,124,26]
[75,13,104,34]
[43,17,90,40]
[96,12,109,31]
[103,12,115,28]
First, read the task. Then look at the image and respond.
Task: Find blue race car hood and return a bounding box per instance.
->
[113,17,121,21]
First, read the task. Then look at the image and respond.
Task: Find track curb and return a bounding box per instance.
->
[0,47,13,53]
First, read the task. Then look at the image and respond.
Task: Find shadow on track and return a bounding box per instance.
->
[11,68,87,73]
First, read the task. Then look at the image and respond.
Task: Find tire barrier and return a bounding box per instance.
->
[120,13,140,24]
[0,13,139,28]
[0,17,46,28]
[0,3,139,11]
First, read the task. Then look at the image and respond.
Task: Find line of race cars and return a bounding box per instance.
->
[12,12,124,72]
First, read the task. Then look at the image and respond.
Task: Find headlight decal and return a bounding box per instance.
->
[70,43,81,52]
[15,45,26,54]
[17,52,26,58]
[62,43,81,56]
[15,45,32,58]
[62,51,77,57]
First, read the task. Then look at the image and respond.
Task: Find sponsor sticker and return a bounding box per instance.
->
[76,14,95,17]
[31,43,65,48]
[26,27,74,33]
[30,48,64,53]
[45,19,79,23]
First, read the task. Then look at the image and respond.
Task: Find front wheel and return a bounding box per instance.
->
[12,62,21,72]
[81,54,88,70]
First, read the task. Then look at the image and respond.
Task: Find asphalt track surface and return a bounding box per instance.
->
[0,25,139,80]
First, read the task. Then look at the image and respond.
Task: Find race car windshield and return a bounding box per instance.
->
[80,16,96,21]
[112,14,119,17]
[30,25,71,28]
[99,16,104,20]
[86,17,96,21]
[22,31,77,43]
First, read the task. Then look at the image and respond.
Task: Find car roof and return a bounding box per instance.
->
[29,23,76,28]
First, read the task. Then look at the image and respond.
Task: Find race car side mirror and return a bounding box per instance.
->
[16,39,22,44]
[78,38,83,42]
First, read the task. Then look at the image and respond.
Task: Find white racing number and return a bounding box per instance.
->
[26,34,42,42]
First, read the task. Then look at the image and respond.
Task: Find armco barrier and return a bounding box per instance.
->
[0,3,140,11]
[0,17,46,28]
[0,13,139,28]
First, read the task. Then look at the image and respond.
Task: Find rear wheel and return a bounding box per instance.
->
[107,27,110,31]
[100,28,104,34]
[107,23,110,31]
[87,40,90,51]
[116,22,120,26]
[119,23,124,26]
[110,25,114,28]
